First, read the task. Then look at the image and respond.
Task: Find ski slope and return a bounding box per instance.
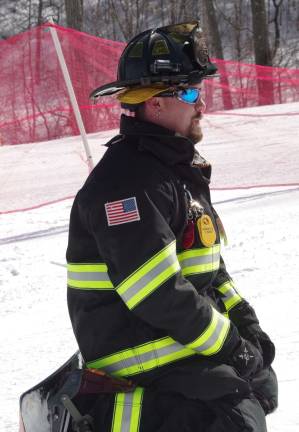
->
[1,102,299,431]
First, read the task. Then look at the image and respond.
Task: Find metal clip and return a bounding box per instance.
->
[60,394,94,432]
[184,185,204,220]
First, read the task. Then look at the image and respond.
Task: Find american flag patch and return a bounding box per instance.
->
[105,197,140,226]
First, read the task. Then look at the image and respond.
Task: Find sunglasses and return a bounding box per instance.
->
[158,87,202,104]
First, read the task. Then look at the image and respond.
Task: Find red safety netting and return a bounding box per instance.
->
[0,24,124,146]
[0,23,299,146]
[0,24,299,215]
[204,59,299,111]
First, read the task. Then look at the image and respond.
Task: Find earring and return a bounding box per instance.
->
[155,109,161,119]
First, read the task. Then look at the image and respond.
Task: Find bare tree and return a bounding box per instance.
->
[0,0,65,38]
[251,0,272,66]
[202,0,233,109]
[65,0,84,31]
[251,0,274,104]
[202,0,223,59]
[108,0,149,41]
[37,0,43,25]
[271,0,283,58]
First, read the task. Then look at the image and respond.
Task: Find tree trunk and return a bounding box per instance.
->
[37,0,43,25]
[202,0,233,110]
[250,0,274,104]
[250,0,272,66]
[202,0,223,59]
[65,0,84,31]
[271,0,284,61]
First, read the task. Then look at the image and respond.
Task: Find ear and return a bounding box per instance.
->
[145,97,161,111]
[141,97,167,123]
[146,96,168,114]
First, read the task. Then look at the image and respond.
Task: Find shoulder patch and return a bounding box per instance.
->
[105,197,140,226]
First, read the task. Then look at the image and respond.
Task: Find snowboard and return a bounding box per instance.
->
[19,351,82,432]
[19,351,134,432]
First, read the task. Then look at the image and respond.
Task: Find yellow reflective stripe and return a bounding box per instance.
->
[86,336,196,377]
[112,388,144,432]
[178,244,221,276]
[186,307,230,355]
[116,241,180,309]
[178,244,221,260]
[130,388,144,432]
[126,260,180,309]
[112,392,125,432]
[67,262,114,290]
[87,311,230,378]
[225,295,242,311]
[68,263,108,272]
[86,337,175,368]
[201,315,230,355]
[67,279,113,289]
[117,241,176,294]
[217,280,242,311]
[181,261,219,276]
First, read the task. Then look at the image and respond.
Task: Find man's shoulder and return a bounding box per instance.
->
[100,135,175,182]
[76,134,179,209]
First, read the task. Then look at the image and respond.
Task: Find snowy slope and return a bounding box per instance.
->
[1,102,299,431]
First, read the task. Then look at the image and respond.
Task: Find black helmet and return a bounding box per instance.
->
[90,20,217,100]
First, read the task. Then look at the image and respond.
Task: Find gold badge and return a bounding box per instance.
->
[197,214,216,247]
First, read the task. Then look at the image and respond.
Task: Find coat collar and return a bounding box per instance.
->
[119,114,195,166]
[118,114,212,185]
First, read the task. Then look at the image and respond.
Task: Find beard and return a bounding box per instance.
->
[187,116,203,144]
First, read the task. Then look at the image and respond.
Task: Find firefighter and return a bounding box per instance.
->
[67,21,278,431]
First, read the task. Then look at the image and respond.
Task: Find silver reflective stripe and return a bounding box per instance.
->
[120,252,178,305]
[112,388,144,432]
[178,245,221,276]
[68,271,111,282]
[86,336,196,377]
[216,281,242,311]
[116,241,180,309]
[192,313,226,353]
[101,339,191,376]
[179,253,216,268]
[186,307,230,356]
[222,288,236,302]
[120,392,134,432]
[67,262,114,290]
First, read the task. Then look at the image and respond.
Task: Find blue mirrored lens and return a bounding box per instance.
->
[178,88,200,103]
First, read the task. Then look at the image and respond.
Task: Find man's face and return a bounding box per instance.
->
[157,84,205,144]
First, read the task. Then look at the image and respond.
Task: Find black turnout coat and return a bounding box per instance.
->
[66,115,277,431]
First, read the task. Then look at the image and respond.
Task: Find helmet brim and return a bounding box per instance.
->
[117,85,171,104]
[89,69,218,101]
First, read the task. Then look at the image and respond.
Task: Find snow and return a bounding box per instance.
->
[1,102,299,431]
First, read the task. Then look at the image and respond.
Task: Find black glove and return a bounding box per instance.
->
[251,367,278,415]
[248,331,275,369]
[229,338,263,379]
